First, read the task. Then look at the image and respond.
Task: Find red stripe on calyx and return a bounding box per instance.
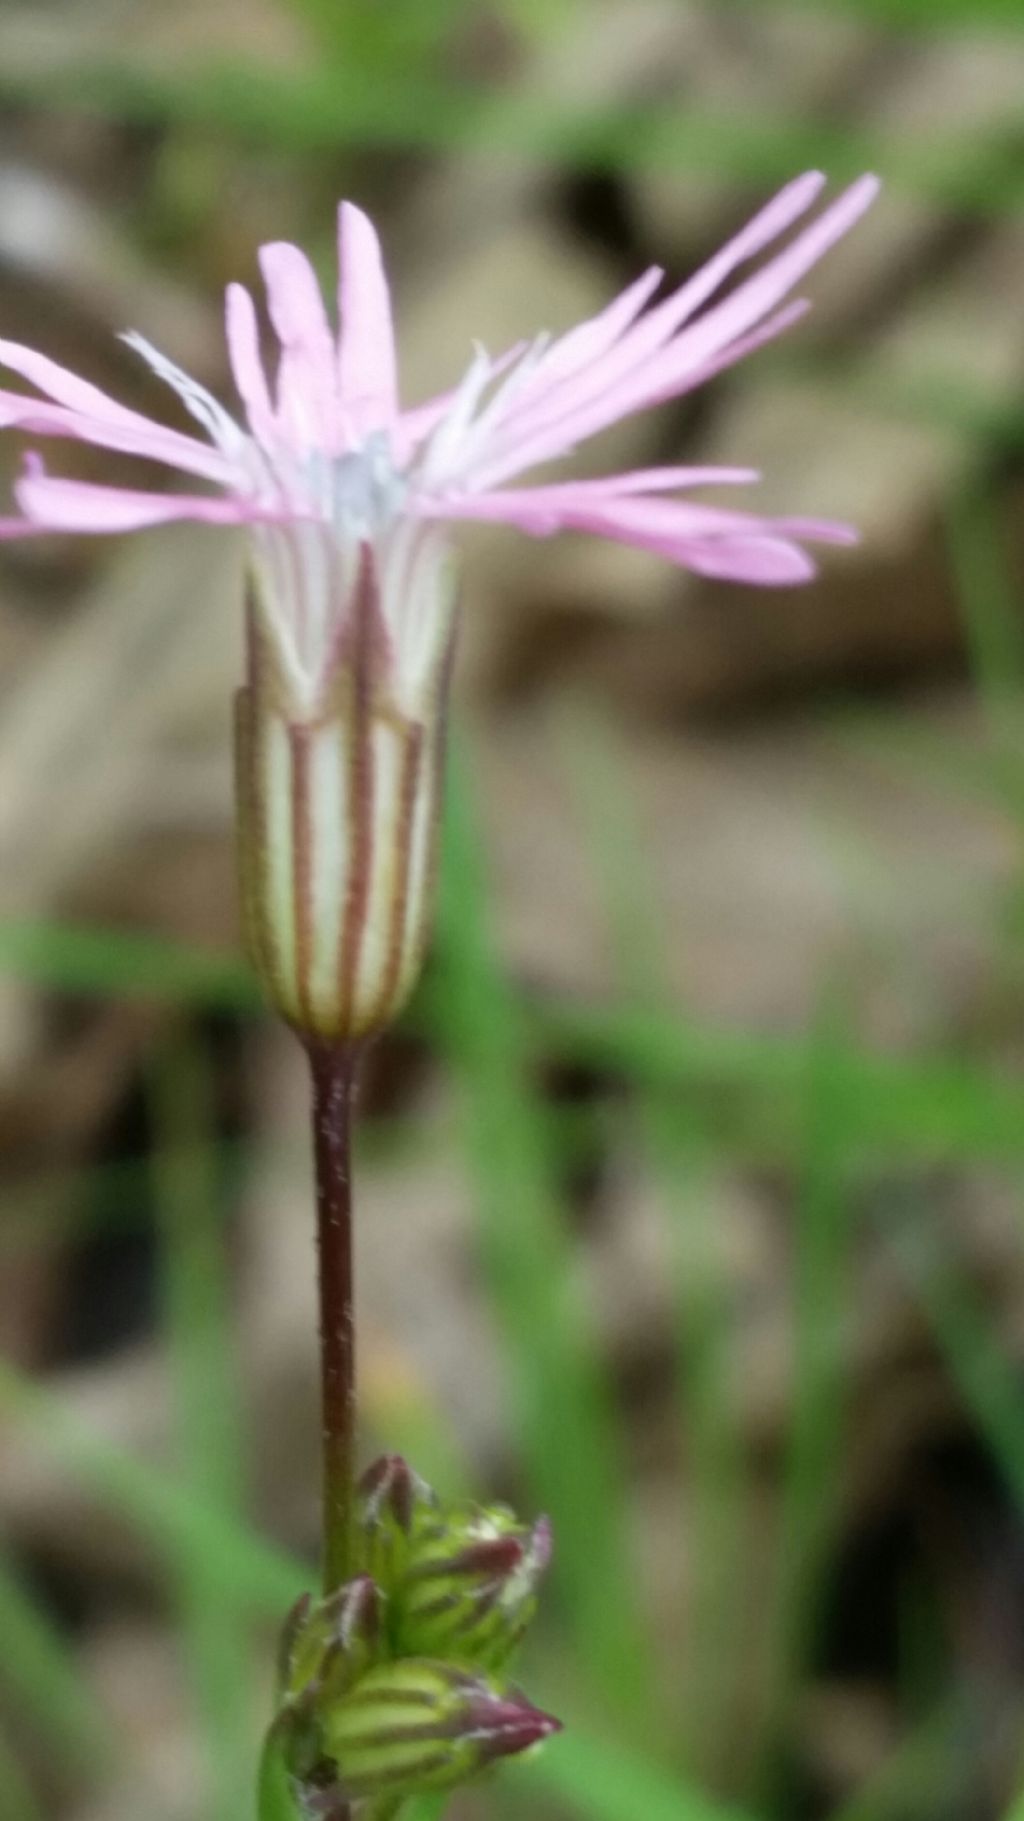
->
[374,719,423,1028]
[337,544,380,1033]
[289,721,315,1031]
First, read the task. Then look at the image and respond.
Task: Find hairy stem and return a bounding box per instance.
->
[307,1039,361,1595]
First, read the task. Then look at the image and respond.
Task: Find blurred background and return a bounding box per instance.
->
[2,1,1024,1818]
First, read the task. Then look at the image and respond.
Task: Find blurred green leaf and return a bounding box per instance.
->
[561,708,751,1776]
[151,1029,254,1821]
[0,1355,740,1821]
[0,917,258,1010]
[1,60,1023,216]
[0,1359,306,1615]
[287,0,476,74]
[886,1201,1024,1513]
[0,1549,113,1773]
[947,488,1024,818]
[8,916,1024,1164]
[734,0,1024,26]
[0,1726,44,1821]
[831,1695,970,1821]
[513,1725,753,1821]
[433,751,659,1738]
[754,991,858,1795]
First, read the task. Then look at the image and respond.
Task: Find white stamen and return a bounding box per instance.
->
[121,331,247,457]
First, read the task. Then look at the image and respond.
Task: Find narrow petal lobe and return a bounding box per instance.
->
[337,202,399,442]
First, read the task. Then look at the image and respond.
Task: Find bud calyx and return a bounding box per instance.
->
[269,1457,558,1812]
[321,1658,560,1803]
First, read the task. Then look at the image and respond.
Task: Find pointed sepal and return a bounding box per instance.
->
[320,1658,561,1803]
[281,1574,382,1706]
[355,1452,437,1592]
[395,1504,552,1672]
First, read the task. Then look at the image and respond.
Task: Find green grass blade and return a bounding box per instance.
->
[513,1725,754,1821]
[947,487,1024,824]
[728,0,1024,29]
[831,1695,970,1821]
[1,61,1024,217]
[150,1029,254,1820]
[0,1355,745,1821]
[0,1724,45,1821]
[0,1360,306,1616]
[403,1798,449,1821]
[287,0,476,74]
[10,917,1024,1159]
[949,489,1024,709]
[560,709,751,1774]
[0,1548,113,1772]
[885,1202,1024,1512]
[432,748,657,1736]
[538,1000,1024,1161]
[754,992,856,1794]
[0,917,257,1010]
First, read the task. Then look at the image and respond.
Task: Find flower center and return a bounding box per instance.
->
[308,430,407,537]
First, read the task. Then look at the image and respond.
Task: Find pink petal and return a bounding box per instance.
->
[0,337,157,426]
[611,175,880,409]
[556,501,821,582]
[15,467,274,534]
[0,388,234,485]
[259,240,339,453]
[644,299,811,404]
[424,485,846,585]
[392,342,529,466]
[225,283,277,446]
[422,466,760,516]
[337,202,398,440]
[464,174,826,486]
[422,483,850,541]
[683,536,817,585]
[392,389,459,465]
[529,265,665,386]
[0,515,62,541]
[417,345,497,487]
[528,175,825,428]
[469,175,879,490]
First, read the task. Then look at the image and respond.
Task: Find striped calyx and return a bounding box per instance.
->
[271,1574,384,1795]
[279,1575,381,1708]
[391,1502,552,1672]
[356,1453,436,1594]
[320,1658,561,1803]
[270,1461,559,1809]
[234,532,454,1041]
[355,1456,552,1674]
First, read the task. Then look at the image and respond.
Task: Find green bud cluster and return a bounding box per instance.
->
[267,1456,557,1816]
[358,1454,551,1672]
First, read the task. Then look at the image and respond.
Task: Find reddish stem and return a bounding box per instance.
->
[306,1038,360,1595]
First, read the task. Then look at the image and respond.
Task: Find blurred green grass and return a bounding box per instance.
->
[1,59,1020,218]
[4,683,1024,1820]
[3,0,1024,1816]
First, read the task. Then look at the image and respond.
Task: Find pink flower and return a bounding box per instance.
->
[0,176,875,664]
[0,176,877,1039]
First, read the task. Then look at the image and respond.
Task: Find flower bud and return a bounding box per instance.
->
[354,1456,552,1670]
[235,529,455,1041]
[394,1504,552,1672]
[320,1658,561,1803]
[280,1575,381,1706]
[355,1452,437,1593]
